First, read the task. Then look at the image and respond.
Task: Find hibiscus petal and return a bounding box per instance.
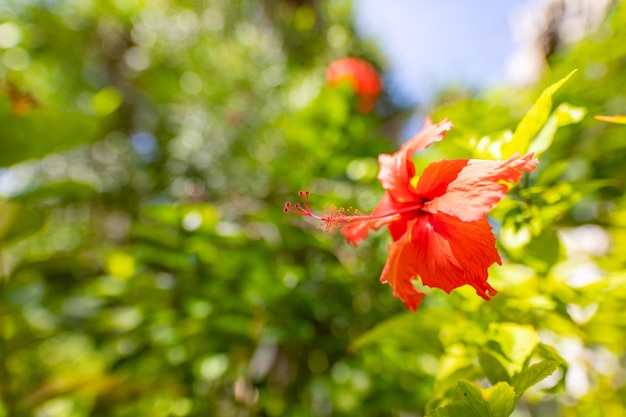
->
[377,117,453,202]
[379,219,426,311]
[341,191,398,245]
[415,159,469,200]
[388,215,412,242]
[410,213,500,299]
[423,152,538,222]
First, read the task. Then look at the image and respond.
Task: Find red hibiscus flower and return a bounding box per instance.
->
[284,118,538,311]
[326,57,382,113]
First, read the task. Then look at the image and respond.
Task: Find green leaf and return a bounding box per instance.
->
[502,70,577,157]
[11,180,97,205]
[521,180,614,226]
[435,355,482,398]
[518,227,561,275]
[532,344,568,393]
[0,106,101,167]
[0,200,47,244]
[350,309,453,355]
[529,102,587,156]
[479,350,512,385]
[488,323,539,374]
[429,381,516,417]
[511,360,559,400]
[467,130,514,159]
[535,343,567,366]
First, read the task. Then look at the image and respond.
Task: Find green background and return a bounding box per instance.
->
[1,1,626,416]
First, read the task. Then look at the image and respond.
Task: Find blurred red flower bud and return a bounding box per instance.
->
[326,57,382,113]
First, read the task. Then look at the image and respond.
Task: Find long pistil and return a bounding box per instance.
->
[284,191,422,231]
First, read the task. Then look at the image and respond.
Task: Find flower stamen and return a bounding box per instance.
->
[283,191,317,217]
[284,191,424,232]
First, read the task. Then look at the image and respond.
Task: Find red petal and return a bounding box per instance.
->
[377,118,453,203]
[341,191,398,245]
[379,213,501,311]
[388,215,412,242]
[379,220,426,311]
[411,213,500,298]
[415,159,469,200]
[423,153,538,222]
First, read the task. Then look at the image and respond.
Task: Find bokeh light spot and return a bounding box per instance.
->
[0,22,21,48]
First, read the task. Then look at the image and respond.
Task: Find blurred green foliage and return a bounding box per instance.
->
[1,1,626,416]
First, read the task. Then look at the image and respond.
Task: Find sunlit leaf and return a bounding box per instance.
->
[488,323,539,374]
[435,346,483,397]
[350,309,453,355]
[429,381,516,417]
[534,343,568,393]
[518,227,561,274]
[479,350,511,385]
[511,360,559,400]
[502,69,577,157]
[529,102,587,156]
